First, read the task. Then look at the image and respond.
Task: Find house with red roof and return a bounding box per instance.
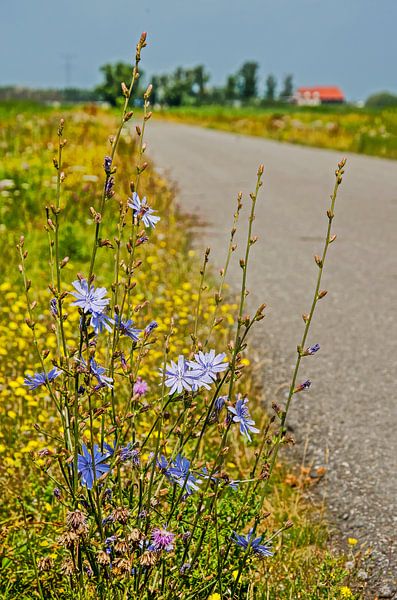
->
[294,86,345,106]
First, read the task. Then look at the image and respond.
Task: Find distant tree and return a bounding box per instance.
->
[191,65,210,103]
[151,65,210,106]
[236,62,259,101]
[95,62,145,106]
[279,74,294,101]
[225,75,238,102]
[365,91,397,108]
[265,75,277,102]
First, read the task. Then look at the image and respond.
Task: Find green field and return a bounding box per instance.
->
[158,104,397,159]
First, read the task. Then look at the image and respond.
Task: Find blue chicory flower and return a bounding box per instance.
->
[114,316,141,341]
[157,454,170,471]
[167,454,201,495]
[78,357,113,389]
[24,367,61,390]
[231,529,273,557]
[227,395,259,442]
[77,443,110,489]
[128,192,160,229]
[90,312,114,335]
[145,320,158,335]
[163,355,197,395]
[188,350,228,385]
[70,279,109,315]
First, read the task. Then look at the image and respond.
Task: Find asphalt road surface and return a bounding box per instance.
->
[146,120,397,595]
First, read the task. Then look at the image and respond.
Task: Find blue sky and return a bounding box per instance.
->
[1,0,396,100]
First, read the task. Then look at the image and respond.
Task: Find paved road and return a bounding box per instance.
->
[146,121,397,593]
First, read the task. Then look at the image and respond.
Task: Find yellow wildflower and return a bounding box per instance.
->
[347,537,358,546]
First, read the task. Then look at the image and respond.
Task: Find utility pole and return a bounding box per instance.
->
[60,54,75,88]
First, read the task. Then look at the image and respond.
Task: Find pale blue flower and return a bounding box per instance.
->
[114,316,141,341]
[227,395,259,442]
[77,443,110,489]
[70,279,109,315]
[128,192,160,229]
[163,355,196,395]
[24,367,61,390]
[188,350,228,385]
[90,312,114,335]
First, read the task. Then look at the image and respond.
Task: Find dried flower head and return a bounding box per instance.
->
[111,507,130,525]
[37,556,52,572]
[66,510,88,535]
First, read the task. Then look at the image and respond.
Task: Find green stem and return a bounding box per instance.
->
[231,158,346,595]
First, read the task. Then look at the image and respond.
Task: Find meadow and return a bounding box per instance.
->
[0,40,363,599]
[158,104,397,160]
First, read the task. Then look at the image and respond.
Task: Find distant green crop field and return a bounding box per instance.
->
[158,104,397,159]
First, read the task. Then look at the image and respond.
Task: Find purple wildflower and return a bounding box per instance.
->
[128,192,160,229]
[305,343,320,356]
[90,312,114,335]
[188,350,228,385]
[231,529,273,557]
[24,367,61,391]
[50,298,58,317]
[77,443,110,489]
[210,395,227,421]
[133,377,148,396]
[114,316,141,341]
[120,352,128,371]
[294,379,312,393]
[150,527,175,552]
[227,395,259,442]
[105,176,115,198]
[70,279,109,315]
[105,535,117,554]
[144,320,158,335]
[104,156,112,174]
[163,355,196,395]
[53,487,61,500]
[136,235,149,246]
[119,444,140,466]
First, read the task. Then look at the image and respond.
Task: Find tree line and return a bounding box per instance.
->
[2,61,397,108]
[95,61,294,107]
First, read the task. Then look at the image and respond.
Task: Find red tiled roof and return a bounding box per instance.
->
[297,86,345,100]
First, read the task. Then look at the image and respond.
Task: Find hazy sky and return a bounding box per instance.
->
[1,0,396,100]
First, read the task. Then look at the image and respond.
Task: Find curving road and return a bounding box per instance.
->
[146,120,397,595]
